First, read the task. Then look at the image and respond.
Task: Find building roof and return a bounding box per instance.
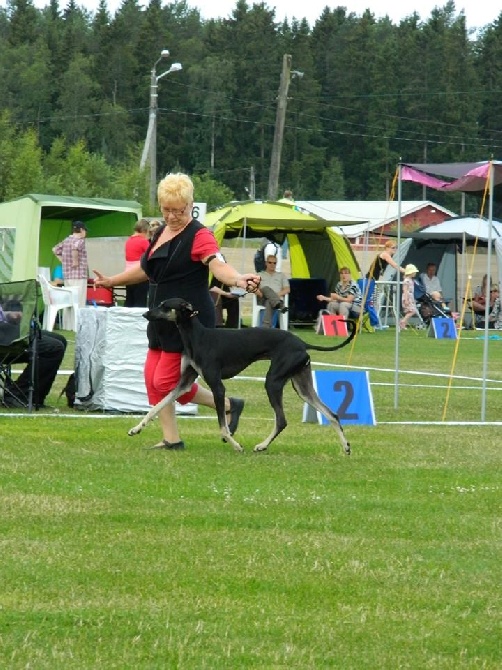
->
[295,200,457,238]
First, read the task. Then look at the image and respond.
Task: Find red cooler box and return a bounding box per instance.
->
[86,280,114,307]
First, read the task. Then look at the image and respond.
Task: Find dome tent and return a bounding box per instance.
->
[205,200,363,289]
[205,200,365,326]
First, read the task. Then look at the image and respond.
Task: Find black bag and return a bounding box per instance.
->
[254,247,266,272]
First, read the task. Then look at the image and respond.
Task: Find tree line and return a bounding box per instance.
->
[1,0,502,216]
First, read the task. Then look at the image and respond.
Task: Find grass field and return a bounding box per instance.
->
[1,327,501,668]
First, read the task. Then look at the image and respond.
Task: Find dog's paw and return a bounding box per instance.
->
[344,442,351,456]
[128,427,141,436]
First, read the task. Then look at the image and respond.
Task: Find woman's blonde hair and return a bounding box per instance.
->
[157,172,194,205]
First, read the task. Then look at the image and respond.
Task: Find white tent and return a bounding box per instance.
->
[396,162,502,420]
[419,216,502,239]
[418,216,502,302]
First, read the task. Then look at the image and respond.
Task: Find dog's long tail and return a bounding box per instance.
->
[306,319,357,352]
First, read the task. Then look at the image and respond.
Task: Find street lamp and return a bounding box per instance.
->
[140,50,182,210]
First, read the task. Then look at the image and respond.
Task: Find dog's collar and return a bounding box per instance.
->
[190,310,199,318]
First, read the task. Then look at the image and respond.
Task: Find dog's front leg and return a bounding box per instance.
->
[128,364,198,437]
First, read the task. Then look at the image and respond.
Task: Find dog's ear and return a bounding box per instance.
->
[180,300,194,312]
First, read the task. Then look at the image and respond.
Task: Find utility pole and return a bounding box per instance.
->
[267,54,292,201]
[250,166,256,200]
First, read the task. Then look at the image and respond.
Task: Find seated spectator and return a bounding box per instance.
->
[490,294,502,329]
[256,254,290,328]
[316,267,362,319]
[469,279,500,328]
[465,275,498,328]
[420,262,443,302]
[51,264,64,287]
[0,298,67,409]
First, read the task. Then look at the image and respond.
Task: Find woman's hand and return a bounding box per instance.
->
[93,270,113,288]
[237,273,261,293]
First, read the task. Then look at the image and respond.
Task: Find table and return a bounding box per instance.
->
[74,306,197,414]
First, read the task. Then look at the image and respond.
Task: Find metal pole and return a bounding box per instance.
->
[393,163,403,409]
[149,68,158,211]
[480,162,494,420]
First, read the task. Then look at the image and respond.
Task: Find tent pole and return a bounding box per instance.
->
[241,217,247,272]
[393,164,403,409]
[481,165,494,420]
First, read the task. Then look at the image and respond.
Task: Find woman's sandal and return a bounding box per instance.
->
[146,440,185,451]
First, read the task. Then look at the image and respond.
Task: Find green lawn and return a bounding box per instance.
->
[0,327,501,668]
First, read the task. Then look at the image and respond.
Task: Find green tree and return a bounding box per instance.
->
[318,156,345,199]
[192,172,234,210]
[53,53,100,144]
[4,128,44,199]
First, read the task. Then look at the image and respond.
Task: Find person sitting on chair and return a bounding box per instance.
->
[256,256,290,328]
[316,267,362,319]
[255,254,290,328]
[420,262,443,302]
[0,299,67,409]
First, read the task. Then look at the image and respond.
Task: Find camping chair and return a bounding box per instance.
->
[38,273,79,332]
[357,278,378,333]
[0,279,40,411]
[252,292,289,330]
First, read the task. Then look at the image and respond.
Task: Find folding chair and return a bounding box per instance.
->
[252,292,289,329]
[0,279,40,411]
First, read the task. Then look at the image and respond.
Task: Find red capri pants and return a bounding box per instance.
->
[144,349,198,406]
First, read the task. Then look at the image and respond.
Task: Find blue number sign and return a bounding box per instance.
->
[303,370,376,426]
[428,317,457,339]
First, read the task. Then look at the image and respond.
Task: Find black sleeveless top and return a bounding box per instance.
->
[140,219,216,352]
[366,253,389,280]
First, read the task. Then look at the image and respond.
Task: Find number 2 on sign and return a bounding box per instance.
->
[333,380,358,421]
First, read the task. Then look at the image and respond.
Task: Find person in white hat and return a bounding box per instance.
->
[400,263,420,330]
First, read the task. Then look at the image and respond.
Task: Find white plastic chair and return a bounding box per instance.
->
[252,292,289,330]
[38,274,79,332]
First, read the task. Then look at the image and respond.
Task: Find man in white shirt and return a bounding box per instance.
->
[420,262,443,301]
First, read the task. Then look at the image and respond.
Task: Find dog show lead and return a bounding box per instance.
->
[93,172,261,451]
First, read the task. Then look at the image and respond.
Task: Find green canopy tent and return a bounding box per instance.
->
[0,194,142,283]
[205,200,364,288]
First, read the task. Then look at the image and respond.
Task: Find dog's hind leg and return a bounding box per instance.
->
[253,374,288,453]
[204,375,244,453]
[128,364,198,437]
[291,365,351,456]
